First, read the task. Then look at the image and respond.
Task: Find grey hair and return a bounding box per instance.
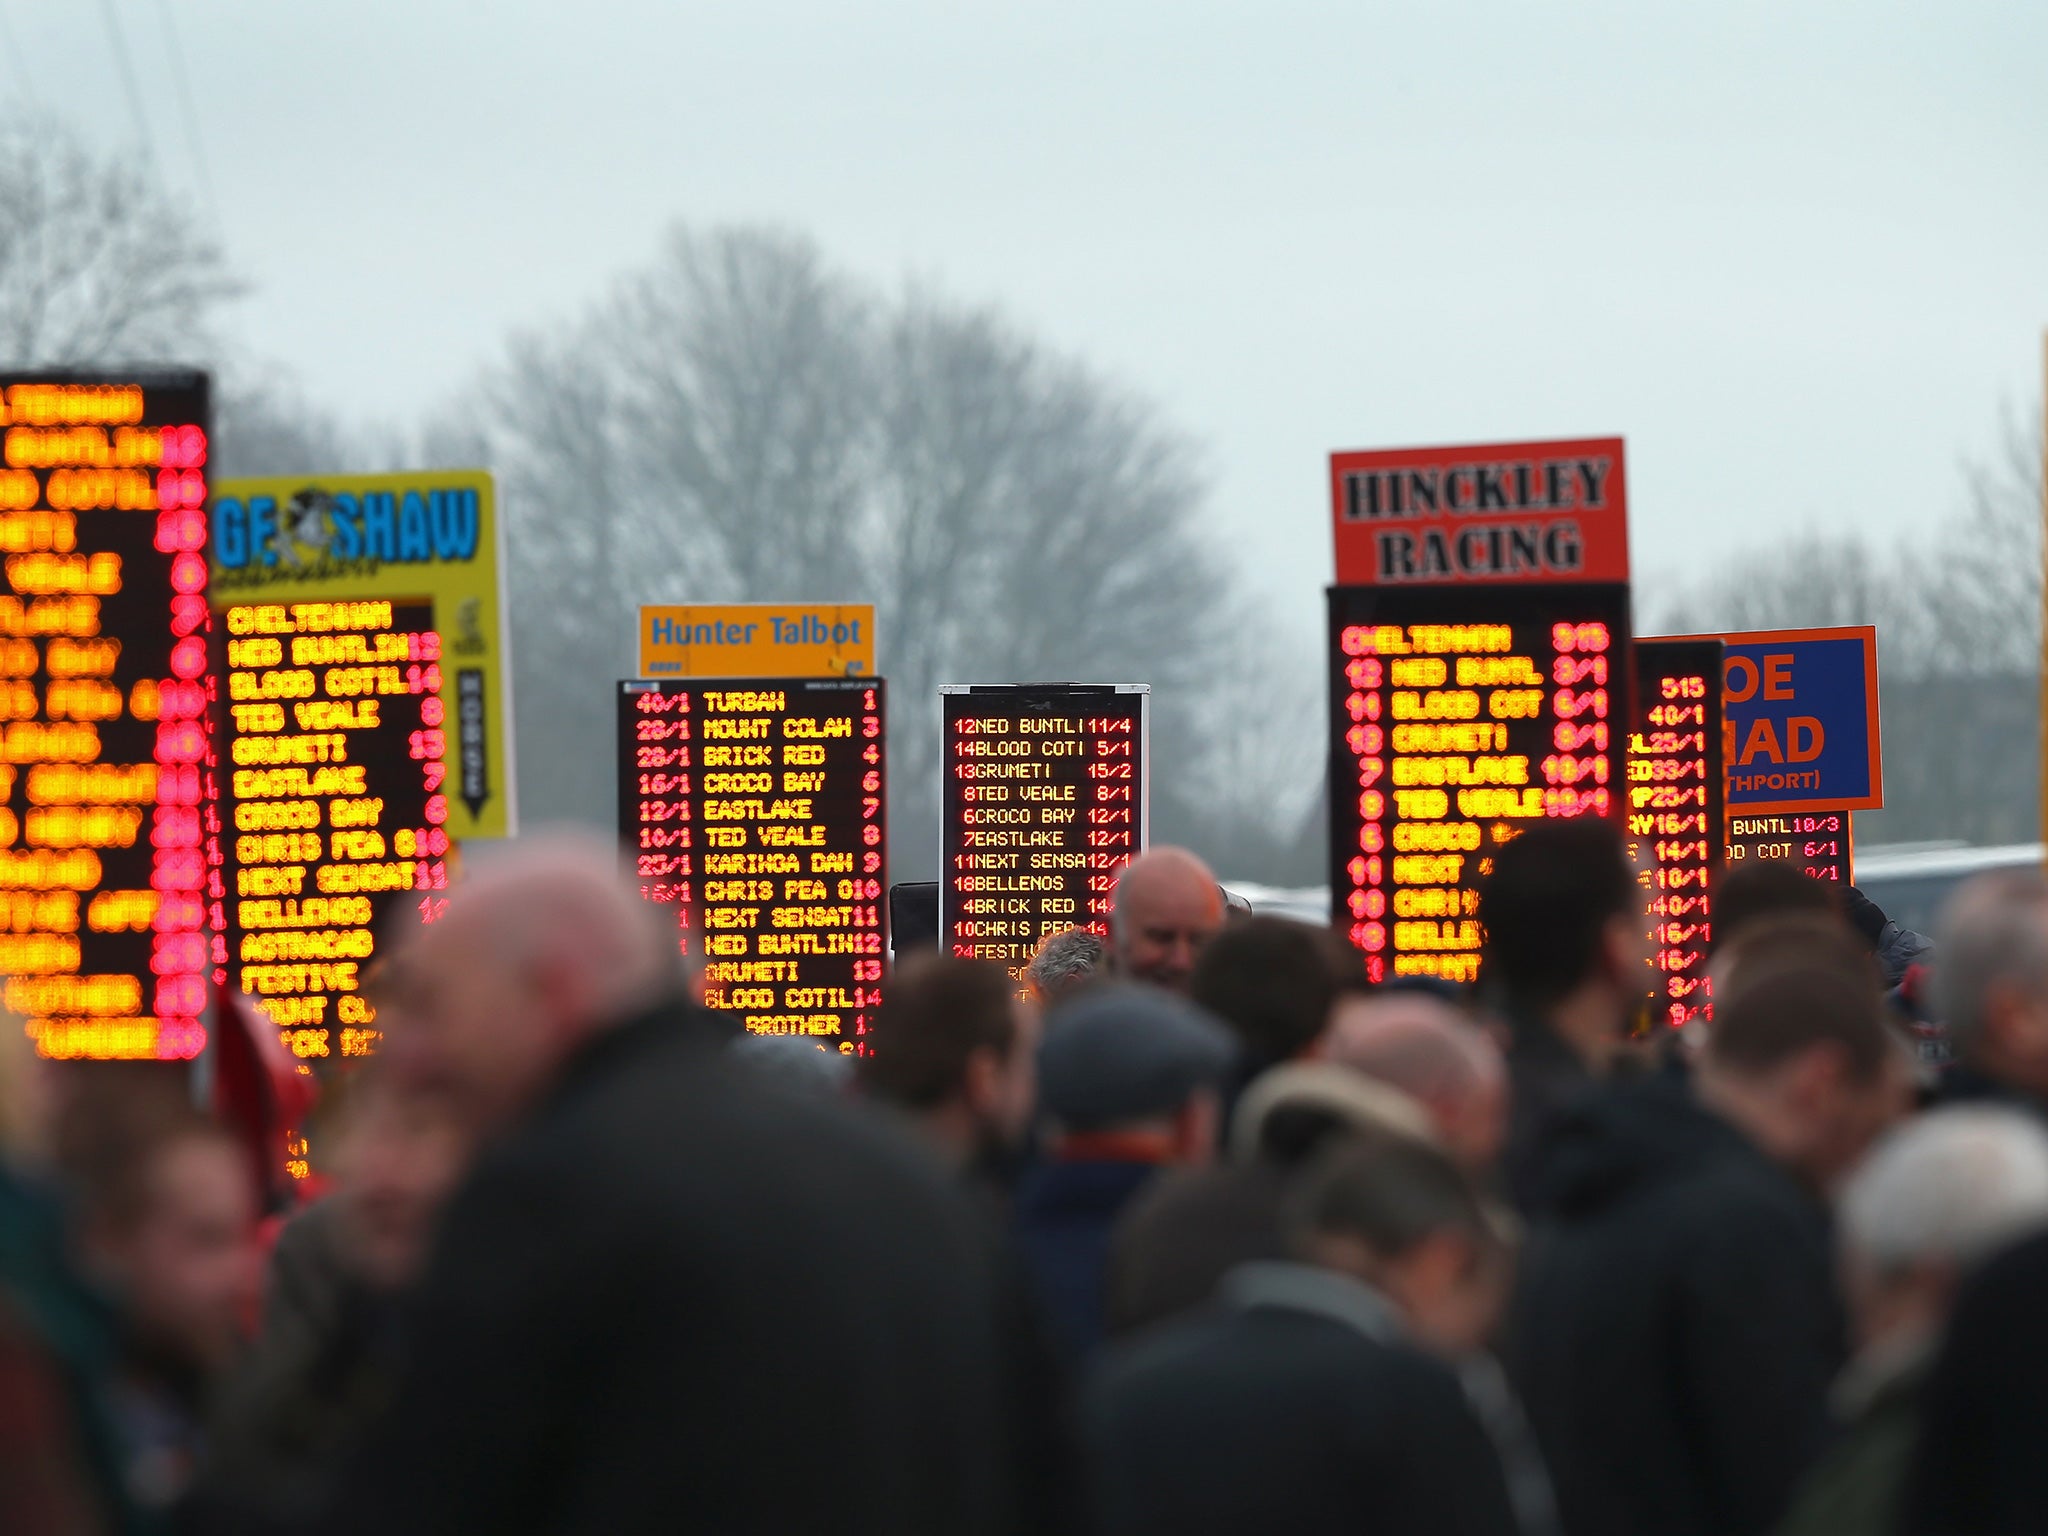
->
[1026,927,1105,999]
[1934,871,2048,1053]
[1839,1106,2048,1277]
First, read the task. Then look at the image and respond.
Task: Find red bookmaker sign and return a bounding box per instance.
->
[1331,436,1629,587]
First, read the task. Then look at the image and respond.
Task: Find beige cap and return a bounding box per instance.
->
[1229,1061,1436,1163]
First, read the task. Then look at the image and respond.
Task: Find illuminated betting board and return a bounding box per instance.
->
[1629,640,1724,1028]
[0,372,218,1061]
[1727,813,1852,886]
[940,685,1149,984]
[617,679,885,1049]
[1327,584,1633,986]
[218,600,445,1066]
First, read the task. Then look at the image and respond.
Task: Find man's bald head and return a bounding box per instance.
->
[376,830,679,1138]
[1111,847,1225,994]
[1321,992,1508,1173]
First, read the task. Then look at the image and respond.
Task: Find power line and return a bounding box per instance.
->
[97,0,158,165]
[153,0,219,226]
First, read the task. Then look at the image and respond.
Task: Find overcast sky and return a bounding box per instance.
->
[5,1,2043,649]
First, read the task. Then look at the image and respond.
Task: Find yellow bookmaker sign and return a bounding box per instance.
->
[210,470,515,839]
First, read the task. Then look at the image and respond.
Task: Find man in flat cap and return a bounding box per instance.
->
[1012,985,1235,1363]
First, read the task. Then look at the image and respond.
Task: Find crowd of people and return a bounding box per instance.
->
[7,822,2048,1533]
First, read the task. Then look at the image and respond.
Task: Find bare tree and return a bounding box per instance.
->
[1158,616,1324,881]
[1652,413,2044,847]
[472,318,638,822]
[612,228,875,598]
[212,375,373,479]
[0,115,240,366]
[473,224,1267,873]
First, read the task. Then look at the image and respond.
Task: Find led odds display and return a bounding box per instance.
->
[1327,584,1633,986]
[0,373,218,1062]
[618,679,886,1049]
[219,599,447,1066]
[1629,640,1725,1029]
[1727,814,1852,886]
[940,684,1149,985]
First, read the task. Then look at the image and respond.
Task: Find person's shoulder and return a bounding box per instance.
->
[1118,1162,1282,1238]
[1656,1144,1831,1290]
[1092,1301,1416,1404]
[1365,1330,1483,1418]
[523,1011,905,1167]
[1092,1305,1236,1381]
[1687,1135,1819,1225]
[261,1196,355,1336]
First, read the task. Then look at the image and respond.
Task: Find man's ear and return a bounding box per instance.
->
[1598,912,1645,986]
[1786,1039,1853,1112]
[960,1046,1001,1117]
[1173,1089,1221,1162]
[1410,1229,1477,1292]
[530,949,577,1026]
[1983,979,2045,1059]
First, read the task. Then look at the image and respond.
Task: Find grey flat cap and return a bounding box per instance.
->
[1038,984,1237,1131]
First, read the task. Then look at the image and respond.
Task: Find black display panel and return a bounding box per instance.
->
[940,684,1148,986]
[1327,583,1633,987]
[218,599,444,1068]
[618,678,885,1051]
[1726,812,1852,886]
[1629,639,1725,1030]
[0,371,218,1061]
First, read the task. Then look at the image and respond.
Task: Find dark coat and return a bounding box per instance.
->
[1775,1342,1925,1536]
[1502,1018,1597,1213]
[191,1204,406,1535]
[1085,1262,1518,1536]
[1901,1227,2048,1535]
[1509,1079,1841,1536]
[0,1167,128,1535]
[1934,1062,2048,1119]
[1104,1162,1287,1341]
[1015,1159,1160,1365]
[329,1004,1081,1536]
